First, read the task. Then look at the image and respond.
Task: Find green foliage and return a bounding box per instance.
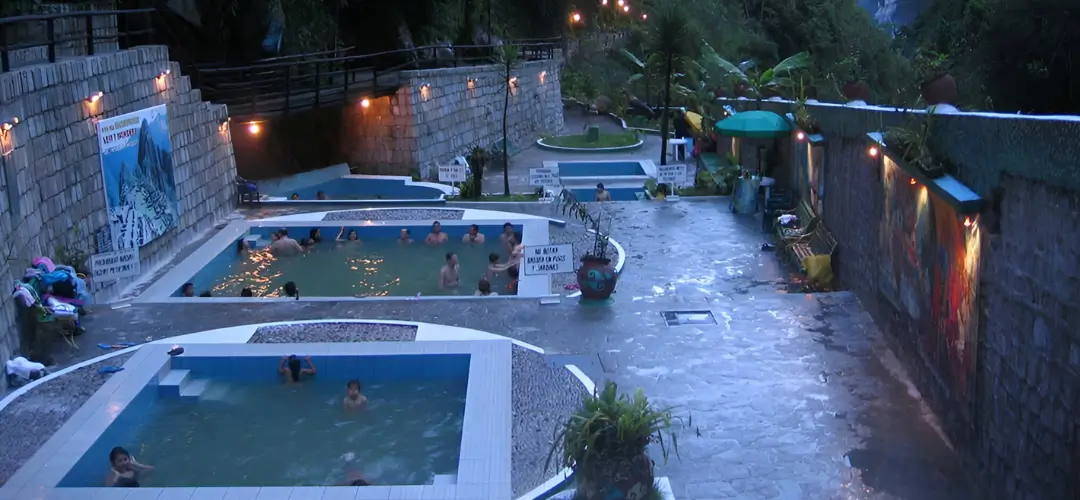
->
[883,110,942,175]
[700,44,811,103]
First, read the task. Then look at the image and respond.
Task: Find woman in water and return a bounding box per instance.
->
[336,227,361,243]
[104,446,153,487]
[308,228,322,244]
[235,239,250,254]
[278,355,316,384]
[489,233,526,273]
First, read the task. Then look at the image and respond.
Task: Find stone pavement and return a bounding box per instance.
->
[63,199,978,499]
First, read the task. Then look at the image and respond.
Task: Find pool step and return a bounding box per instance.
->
[158,369,192,398]
[179,379,210,401]
[245,235,264,249]
[433,474,456,485]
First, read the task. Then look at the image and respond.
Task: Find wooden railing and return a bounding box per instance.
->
[0,8,155,72]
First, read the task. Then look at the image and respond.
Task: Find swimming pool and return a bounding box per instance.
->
[179,224,520,298]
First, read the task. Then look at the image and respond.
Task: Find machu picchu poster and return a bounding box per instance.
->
[97,104,179,250]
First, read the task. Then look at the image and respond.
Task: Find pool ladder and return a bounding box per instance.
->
[158,369,211,400]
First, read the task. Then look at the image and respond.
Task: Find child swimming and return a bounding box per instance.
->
[343,380,368,410]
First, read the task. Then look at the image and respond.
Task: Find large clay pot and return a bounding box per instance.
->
[577,257,617,301]
[577,454,654,500]
[921,73,957,106]
[842,80,871,102]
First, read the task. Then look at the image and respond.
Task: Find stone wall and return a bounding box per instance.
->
[342,57,565,176]
[729,98,1080,499]
[0,45,237,364]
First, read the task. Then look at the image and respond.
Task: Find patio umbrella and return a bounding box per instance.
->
[714,110,791,139]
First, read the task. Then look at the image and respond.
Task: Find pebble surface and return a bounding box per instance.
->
[248,323,418,343]
[512,346,587,496]
[0,353,134,485]
[321,209,465,222]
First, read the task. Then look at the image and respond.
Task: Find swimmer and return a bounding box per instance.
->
[475,278,498,296]
[506,265,519,294]
[269,230,305,256]
[438,252,460,289]
[425,221,448,245]
[283,281,300,299]
[279,355,316,383]
[595,183,611,201]
[290,193,300,200]
[486,253,502,280]
[499,223,515,252]
[462,224,485,244]
[240,288,253,297]
[317,191,328,200]
[180,282,195,297]
[343,380,368,410]
[337,227,360,242]
[236,239,250,254]
[308,228,323,245]
[398,228,413,245]
[104,446,152,487]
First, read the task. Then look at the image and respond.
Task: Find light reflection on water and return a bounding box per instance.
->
[204,240,507,298]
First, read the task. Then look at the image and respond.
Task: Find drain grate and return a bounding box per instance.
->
[661,310,717,326]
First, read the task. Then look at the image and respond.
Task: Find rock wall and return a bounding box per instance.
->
[732,99,1080,499]
[0,45,237,363]
[342,57,565,176]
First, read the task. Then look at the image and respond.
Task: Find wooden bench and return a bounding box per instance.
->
[774,200,818,241]
[788,223,838,267]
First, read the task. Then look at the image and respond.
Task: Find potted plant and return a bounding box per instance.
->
[793,99,819,134]
[710,152,742,195]
[915,50,956,106]
[559,191,618,301]
[883,110,945,178]
[834,54,870,102]
[547,381,682,500]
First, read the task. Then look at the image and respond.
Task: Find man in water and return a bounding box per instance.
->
[317,191,328,200]
[270,230,305,256]
[438,252,459,289]
[595,183,612,201]
[462,224,485,244]
[499,222,515,252]
[425,221,448,245]
[181,282,195,297]
[278,355,316,383]
[343,380,368,410]
[398,228,413,245]
[104,446,153,487]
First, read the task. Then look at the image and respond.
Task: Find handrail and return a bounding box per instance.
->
[0,8,155,24]
[196,45,357,69]
[0,8,156,72]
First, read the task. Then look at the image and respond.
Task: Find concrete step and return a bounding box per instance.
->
[179,379,210,401]
[246,235,264,248]
[433,474,456,485]
[158,369,191,398]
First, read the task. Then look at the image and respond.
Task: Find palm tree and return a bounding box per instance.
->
[644,3,694,166]
[700,43,811,109]
[497,45,520,196]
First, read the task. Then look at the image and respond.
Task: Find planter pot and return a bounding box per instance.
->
[842,80,871,102]
[577,257,617,301]
[577,453,654,500]
[920,73,958,106]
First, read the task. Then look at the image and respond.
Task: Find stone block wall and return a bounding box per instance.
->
[728,98,1080,499]
[0,45,237,363]
[342,58,565,176]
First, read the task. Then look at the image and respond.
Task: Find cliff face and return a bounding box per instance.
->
[860,0,928,26]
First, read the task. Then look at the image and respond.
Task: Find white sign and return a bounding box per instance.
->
[658,164,688,186]
[523,244,574,275]
[90,248,140,283]
[539,196,555,204]
[438,164,467,182]
[529,167,561,187]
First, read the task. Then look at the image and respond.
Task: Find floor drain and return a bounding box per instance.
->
[661,310,717,326]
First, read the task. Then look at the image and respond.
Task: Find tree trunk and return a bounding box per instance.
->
[502,60,512,196]
[658,54,673,166]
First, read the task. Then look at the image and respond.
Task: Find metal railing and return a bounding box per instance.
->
[198,38,563,118]
[0,8,155,72]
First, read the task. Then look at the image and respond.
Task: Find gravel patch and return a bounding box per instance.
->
[248,322,418,343]
[512,346,588,496]
[548,223,621,294]
[321,209,465,222]
[0,352,134,485]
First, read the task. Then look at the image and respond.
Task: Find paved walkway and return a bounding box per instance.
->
[62,199,977,499]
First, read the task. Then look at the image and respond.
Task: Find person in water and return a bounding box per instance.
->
[343,380,368,410]
[240,288,253,297]
[462,224,485,244]
[105,446,152,487]
[181,283,195,297]
[425,221,448,245]
[283,281,300,299]
[269,230,305,256]
[308,229,322,245]
[438,252,460,289]
[499,223,515,252]
[290,193,300,200]
[398,228,413,245]
[337,227,360,242]
[317,191,328,200]
[279,355,316,383]
[475,278,498,296]
[235,239,250,254]
[198,291,212,297]
[486,253,502,280]
[506,266,519,294]
[595,183,611,201]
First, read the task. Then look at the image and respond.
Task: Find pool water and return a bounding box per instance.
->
[198,239,511,297]
[128,380,466,487]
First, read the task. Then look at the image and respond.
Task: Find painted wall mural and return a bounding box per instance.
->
[878,158,980,396]
[795,141,826,214]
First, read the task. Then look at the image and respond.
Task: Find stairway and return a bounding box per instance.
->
[158,369,211,401]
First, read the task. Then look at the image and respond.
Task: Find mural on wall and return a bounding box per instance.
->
[878,158,980,397]
[809,144,825,214]
[97,105,179,250]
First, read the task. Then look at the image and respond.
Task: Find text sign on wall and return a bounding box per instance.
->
[658,164,688,186]
[438,165,467,182]
[90,248,140,283]
[523,244,574,275]
[529,167,561,187]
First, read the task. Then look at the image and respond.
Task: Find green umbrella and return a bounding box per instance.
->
[714,110,792,139]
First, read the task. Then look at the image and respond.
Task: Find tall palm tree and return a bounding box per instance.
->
[645,3,694,166]
[700,43,811,109]
[497,45,520,196]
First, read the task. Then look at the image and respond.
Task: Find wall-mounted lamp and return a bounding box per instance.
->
[0,117,17,134]
[218,117,231,133]
[570,12,582,23]
[622,5,630,13]
[617,0,624,6]
[419,83,432,101]
[796,131,805,141]
[360,98,371,108]
[156,69,171,81]
[641,13,648,20]
[247,122,261,135]
[867,146,879,158]
[909,178,917,185]
[508,77,519,95]
[602,0,608,5]
[539,71,547,85]
[86,91,104,104]
[963,216,973,228]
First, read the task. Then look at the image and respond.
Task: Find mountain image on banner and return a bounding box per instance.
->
[108,116,179,249]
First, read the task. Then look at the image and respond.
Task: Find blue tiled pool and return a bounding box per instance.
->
[180,223,521,298]
[58,353,469,488]
[557,161,647,177]
[270,176,449,201]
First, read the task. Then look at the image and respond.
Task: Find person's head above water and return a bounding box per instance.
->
[109,447,132,469]
[290,193,300,200]
[347,229,359,240]
[488,253,500,264]
[316,191,328,200]
[283,281,299,298]
[508,265,519,279]
[445,252,457,265]
[431,221,442,233]
[351,479,371,486]
[478,278,492,294]
[240,288,253,297]
[236,239,249,254]
[309,228,321,242]
[181,283,194,297]
[503,222,513,234]
[400,228,410,239]
[596,183,606,191]
[287,355,302,382]
[198,290,212,298]
[468,224,479,235]
[347,380,362,397]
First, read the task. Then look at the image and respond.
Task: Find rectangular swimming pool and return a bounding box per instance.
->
[180,223,521,298]
[557,161,647,177]
[4,341,512,497]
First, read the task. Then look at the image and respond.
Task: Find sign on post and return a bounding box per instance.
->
[522,244,574,276]
[438,164,467,183]
[529,167,561,188]
[658,164,688,186]
[90,248,140,284]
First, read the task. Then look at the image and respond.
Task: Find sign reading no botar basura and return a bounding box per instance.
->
[523,244,574,275]
[90,248,141,283]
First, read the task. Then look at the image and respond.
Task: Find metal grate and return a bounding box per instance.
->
[661,310,717,326]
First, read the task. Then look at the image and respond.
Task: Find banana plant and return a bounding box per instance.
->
[700,42,811,108]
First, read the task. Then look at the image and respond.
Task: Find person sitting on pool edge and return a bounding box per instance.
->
[595,183,611,201]
[462,224,485,244]
[398,228,413,244]
[425,221,448,245]
[105,446,153,487]
[279,355,316,383]
[337,227,360,243]
[438,252,459,290]
[343,380,368,410]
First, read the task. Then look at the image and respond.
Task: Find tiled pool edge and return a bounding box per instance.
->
[3,340,514,499]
